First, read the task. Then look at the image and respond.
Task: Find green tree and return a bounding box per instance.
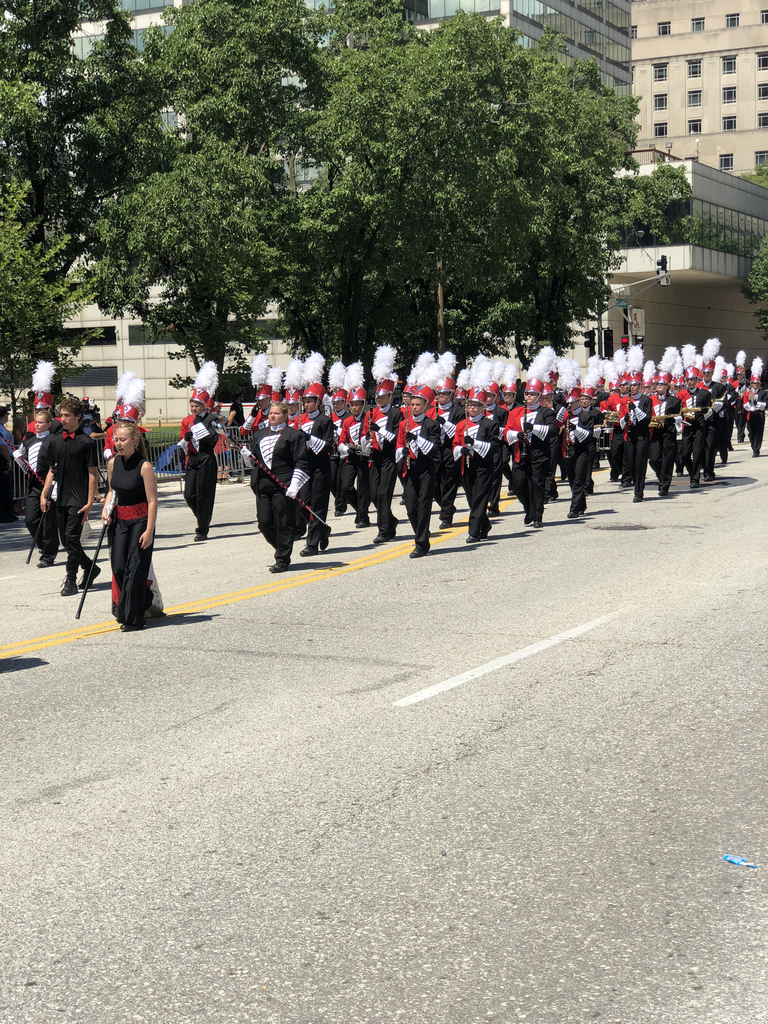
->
[743,235,768,343]
[0,183,94,419]
[94,0,324,393]
[740,165,768,189]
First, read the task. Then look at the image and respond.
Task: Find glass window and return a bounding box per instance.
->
[760,112,768,127]
[759,53,768,71]
[688,90,702,106]
[763,9,768,22]
[725,13,739,27]
[723,56,737,73]
[720,154,734,170]
[723,116,737,130]
[654,94,668,110]
[654,64,668,81]
[691,17,705,30]
[605,39,630,66]
[630,24,637,37]
[688,119,702,133]
[654,123,668,138]
[658,21,671,35]
[723,87,737,103]
[759,84,768,99]
[128,325,147,346]
[688,60,701,78]
[756,151,768,165]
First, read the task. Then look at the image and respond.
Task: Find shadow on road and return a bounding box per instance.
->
[0,656,49,674]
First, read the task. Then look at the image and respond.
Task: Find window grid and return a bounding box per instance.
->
[760,53,768,71]
[654,63,668,81]
[630,24,637,37]
[763,10,768,23]
[688,61,702,78]
[723,116,737,131]
[688,119,702,133]
[720,154,734,171]
[725,13,739,27]
[691,17,705,31]
[756,151,768,165]
[723,56,737,73]
[759,83,768,100]
[654,94,668,110]
[688,91,702,107]
[760,112,768,127]
[723,87,737,103]
[657,21,671,35]
[654,122,668,138]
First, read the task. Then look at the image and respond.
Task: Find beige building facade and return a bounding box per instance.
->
[632,0,768,175]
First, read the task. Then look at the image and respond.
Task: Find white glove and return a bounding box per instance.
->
[337,442,349,457]
[243,415,255,432]
[453,446,463,462]
[12,448,23,462]
[704,408,713,420]
[103,447,112,461]
[395,447,404,464]
[675,416,683,430]
[569,431,576,444]
[239,446,256,467]
[286,484,299,499]
[177,439,189,453]
[713,400,723,413]
[593,427,601,438]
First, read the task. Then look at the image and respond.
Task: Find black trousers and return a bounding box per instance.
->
[344,455,369,524]
[435,443,461,523]
[403,464,436,553]
[681,426,705,484]
[330,456,346,514]
[649,430,676,491]
[512,450,549,523]
[369,452,398,538]
[0,466,14,517]
[298,460,332,550]
[609,431,624,482]
[747,413,765,454]
[489,445,504,513]
[57,504,92,579]
[703,417,719,477]
[544,434,560,500]
[463,459,493,539]
[254,475,295,566]
[184,451,217,535]
[625,430,650,498]
[720,410,734,459]
[25,489,58,562]
[736,408,747,442]
[569,443,591,514]
[111,516,153,627]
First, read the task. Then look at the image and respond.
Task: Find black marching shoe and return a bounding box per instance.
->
[466,534,480,544]
[567,510,580,519]
[269,562,289,573]
[633,496,643,503]
[120,623,144,632]
[60,577,78,597]
[409,548,428,559]
[690,480,700,489]
[658,487,669,496]
[37,558,55,568]
[78,563,101,590]
[533,521,543,529]
[193,533,207,542]
[319,530,330,551]
[334,506,347,517]
[372,534,388,545]
[439,519,453,530]
[753,451,760,458]
[299,545,319,557]
[354,519,371,529]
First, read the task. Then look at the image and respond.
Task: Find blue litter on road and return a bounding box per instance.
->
[723,855,758,869]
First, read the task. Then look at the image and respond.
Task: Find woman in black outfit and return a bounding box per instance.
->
[103,423,158,631]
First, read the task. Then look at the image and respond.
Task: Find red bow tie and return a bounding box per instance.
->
[63,431,77,440]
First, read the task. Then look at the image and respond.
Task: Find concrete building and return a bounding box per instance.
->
[598,151,768,366]
[632,0,768,175]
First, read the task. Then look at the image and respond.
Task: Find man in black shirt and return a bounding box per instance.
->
[41,397,99,596]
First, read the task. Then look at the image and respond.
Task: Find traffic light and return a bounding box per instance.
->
[603,328,614,357]
[621,335,630,351]
[584,329,596,357]
[656,255,669,285]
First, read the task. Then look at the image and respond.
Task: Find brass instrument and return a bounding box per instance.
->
[603,411,620,424]
[681,405,703,419]
[649,413,679,428]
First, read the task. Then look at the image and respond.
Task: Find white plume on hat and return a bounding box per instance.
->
[267,366,283,394]
[682,344,697,371]
[558,358,580,395]
[122,376,146,413]
[328,361,346,392]
[284,358,303,392]
[527,350,551,384]
[407,352,435,388]
[643,360,656,383]
[751,356,763,380]
[736,349,747,368]
[301,351,325,387]
[587,354,602,378]
[456,368,470,391]
[612,349,628,377]
[250,353,269,388]
[489,359,505,385]
[194,361,218,397]
[537,345,558,377]
[583,363,602,391]
[502,362,519,391]
[627,345,644,375]
[695,354,703,372]
[725,362,734,378]
[659,347,679,376]
[713,354,727,382]
[344,362,364,393]
[436,351,457,378]
[372,345,397,384]
[115,369,136,402]
[469,356,493,393]
[602,359,615,382]
[32,360,56,394]
[419,361,444,392]
[702,337,721,362]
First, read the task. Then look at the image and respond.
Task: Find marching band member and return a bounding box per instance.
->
[178,362,221,542]
[649,348,682,496]
[503,352,557,529]
[483,358,508,516]
[243,401,310,573]
[284,358,304,430]
[701,338,724,481]
[453,361,498,542]
[679,347,711,488]
[14,408,58,567]
[365,345,402,545]
[734,351,748,444]
[744,357,766,456]
[328,361,349,516]
[501,364,520,496]
[432,352,465,529]
[336,363,371,527]
[296,353,334,557]
[240,355,271,438]
[566,367,602,519]
[621,347,653,502]
[396,369,441,557]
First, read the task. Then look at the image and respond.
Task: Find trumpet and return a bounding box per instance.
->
[603,411,620,424]
[649,413,679,428]
[681,406,704,418]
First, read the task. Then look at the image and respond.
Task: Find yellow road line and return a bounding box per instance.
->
[1,498,516,661]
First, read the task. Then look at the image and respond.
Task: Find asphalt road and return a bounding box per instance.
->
[1,446,767,1024]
